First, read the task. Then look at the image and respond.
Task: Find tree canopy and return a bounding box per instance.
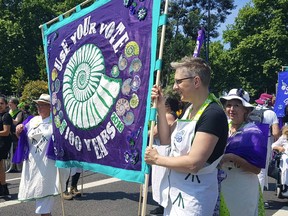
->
[218,0,288,97]
[0,0,84,95]
[0,0,287,101]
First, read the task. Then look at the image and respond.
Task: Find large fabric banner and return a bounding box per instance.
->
[42,0,161,184]
[274,71,288,117]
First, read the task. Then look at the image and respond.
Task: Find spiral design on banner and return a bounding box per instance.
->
[63,44,121,129]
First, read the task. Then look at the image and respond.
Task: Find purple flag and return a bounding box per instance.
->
[193,28,205,57]
[274,71,288,117]
[42,0,161,183]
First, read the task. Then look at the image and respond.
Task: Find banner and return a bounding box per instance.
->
[274,71,288,117]
[193,28,205,58]
[42,0,161,184]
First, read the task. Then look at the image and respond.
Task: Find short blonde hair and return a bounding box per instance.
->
[170,57,211,86]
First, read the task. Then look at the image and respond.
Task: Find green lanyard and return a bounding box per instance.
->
[191,93,219,122]
[9,109,20,118]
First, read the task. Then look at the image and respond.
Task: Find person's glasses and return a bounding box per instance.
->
[174,76,195,85]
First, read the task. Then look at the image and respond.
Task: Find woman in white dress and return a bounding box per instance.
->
[220,89,267,216]
[15,94,69,216]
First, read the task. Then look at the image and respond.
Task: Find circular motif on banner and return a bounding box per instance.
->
[129,58,142,73]
[56,99,61,111]
[63,43,121,129]
[123,111,134,126]
[125,41,140,58]
[54,79,60,93]
[58,110,64,120]
[130,150,139,165]
[52,68,58,81]
[281,85,286,91]
[130,93,139,108]
[137,7,148,21]
[51,82,55,92]
[52,92,57,105]
[53,107,57,115]
[122,78,132,95]
[116,98,130,116]
[111,65,120,77]
[124,151,130,163]
[131,75,141,91]
[118,55,128,71]
[54,115,61,128]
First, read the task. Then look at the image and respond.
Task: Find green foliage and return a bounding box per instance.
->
[0,0,85,96]
[36,46,48,81]
[2,0,286,104]
[10,67,26,97]
[168,0,235,39]
[20,80,48,114]
[222,0,288,98]
[161,0,235,90]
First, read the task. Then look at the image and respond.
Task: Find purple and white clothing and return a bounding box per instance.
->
[18,116,69,201]
[222,122,266,216]
[156,97,228,216]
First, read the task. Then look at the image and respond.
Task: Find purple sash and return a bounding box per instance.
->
[225,122,268,168]
[12,115,33,164]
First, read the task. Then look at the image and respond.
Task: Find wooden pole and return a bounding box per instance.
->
[41,25,66,216]
[140,1,169,216]
[39,0,94,29]
[81,169,84,196]
[57,168,66,216]
[137,184,143,216]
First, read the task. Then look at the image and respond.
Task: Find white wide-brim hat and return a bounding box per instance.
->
[220,88,254,108]
[33,93,51,104]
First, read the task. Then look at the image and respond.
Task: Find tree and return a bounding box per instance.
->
[168,0,235,39]
[20,80,48,114]
[160,0,235,90]
[222,0,288,98]
[0,0,85,95]
[10,67,27,97]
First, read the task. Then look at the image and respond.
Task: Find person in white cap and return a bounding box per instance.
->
[15,94,69,216]
[220,88,267,216]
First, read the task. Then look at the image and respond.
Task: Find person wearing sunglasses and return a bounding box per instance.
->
[145,57,228,215]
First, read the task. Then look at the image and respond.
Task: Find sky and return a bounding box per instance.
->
[216,0,251,41]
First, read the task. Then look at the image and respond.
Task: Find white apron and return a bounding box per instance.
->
[157,97,222,216]
[222,165,259,216]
